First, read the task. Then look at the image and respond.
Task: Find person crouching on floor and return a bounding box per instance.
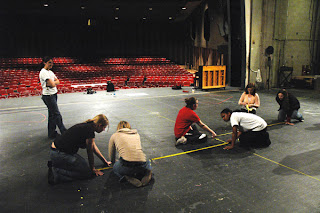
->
[48,114,111,185]
[174,97,217,145]
[108,121,152,187]
[276,89,304,125]
[220,108,271,150]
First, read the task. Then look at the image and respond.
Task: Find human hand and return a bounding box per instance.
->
[93,169,104,176]
[211,132,217,139]
[105,161,112,166]
[285,122,294,126]
[223,145,234,150]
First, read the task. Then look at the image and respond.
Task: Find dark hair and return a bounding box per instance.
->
[42,56,53,67]
[220,108,233,114]
[245,83,256,95]
[278,89,288,97]
[185,97,197,108]
[42,56,52,63]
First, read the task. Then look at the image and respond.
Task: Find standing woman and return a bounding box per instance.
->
[39,56,67,139]
[49,114,111,184]
[109,121,152,187]
[238,83,260,114]
[276,89,304,125]
[174,97,217,145]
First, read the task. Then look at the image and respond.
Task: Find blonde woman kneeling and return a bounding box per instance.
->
[109,121,152,187]
[49,114,111,185]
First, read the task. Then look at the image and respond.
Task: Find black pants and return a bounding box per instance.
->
[42,93,67,138]
[239,128,271,148]
[184,124,207,144]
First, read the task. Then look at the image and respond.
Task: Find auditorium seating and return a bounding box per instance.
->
[0,57,194,98]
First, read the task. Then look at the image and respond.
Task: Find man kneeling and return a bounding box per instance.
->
[220,108,271,150]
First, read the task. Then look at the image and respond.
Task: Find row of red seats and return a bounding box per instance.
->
[101,57,170,64]
[0,57,76,66]
[0,56,194,99]
[0,57,170,66]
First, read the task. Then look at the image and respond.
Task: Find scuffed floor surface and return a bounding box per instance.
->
[0,87,319,212]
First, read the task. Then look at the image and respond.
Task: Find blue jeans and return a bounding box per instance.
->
[42,93,67,138]
[50,149,92,183]
[113,158,152,181]
[278,109,303,121]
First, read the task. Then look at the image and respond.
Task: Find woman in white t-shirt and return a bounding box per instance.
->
[220,108,271,150]
[238,83,260,114]
[39,56,67,139]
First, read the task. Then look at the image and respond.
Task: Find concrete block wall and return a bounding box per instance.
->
[250,0,315,88]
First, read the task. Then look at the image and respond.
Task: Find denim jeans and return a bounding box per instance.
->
[50,149,92,183]
[42,93,67,138]
[278,109,303,121]
[113,158,152,181]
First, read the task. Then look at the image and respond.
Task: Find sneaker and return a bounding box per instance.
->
[199,134,207,139]
[175,136,187,145]
[125,175,142,187]
[197,133,207,143]
[299,117,304,122]
[141,170,152,186]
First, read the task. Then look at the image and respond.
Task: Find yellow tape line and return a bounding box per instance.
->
[151,141,229,161]
[253,153,320,182]
[97,166,113,171]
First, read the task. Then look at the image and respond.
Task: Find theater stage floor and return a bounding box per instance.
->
[0,87,319,213]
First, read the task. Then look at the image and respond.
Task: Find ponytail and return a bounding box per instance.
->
[86,114,109,130]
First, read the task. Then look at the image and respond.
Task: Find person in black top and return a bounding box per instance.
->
[276,89,304,125]
[48,114,111,184]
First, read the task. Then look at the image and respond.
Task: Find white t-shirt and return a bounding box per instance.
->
[230,112,267,132]
[39,68,58,95]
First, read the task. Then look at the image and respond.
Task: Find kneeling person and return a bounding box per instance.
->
[220,108,271,150]
[109,121,152,187]
[174,97,216,145]
[49,114,111,184]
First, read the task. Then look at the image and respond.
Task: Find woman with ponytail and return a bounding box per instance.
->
[174,97,217,145]
[48,114,111,185]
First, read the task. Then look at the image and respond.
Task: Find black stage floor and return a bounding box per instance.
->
[0,87,319,213]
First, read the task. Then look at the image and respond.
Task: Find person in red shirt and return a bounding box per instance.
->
[174,97,217,145]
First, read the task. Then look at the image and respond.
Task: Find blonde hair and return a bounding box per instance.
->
[85,114,109,130]
[117,121,131,130]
